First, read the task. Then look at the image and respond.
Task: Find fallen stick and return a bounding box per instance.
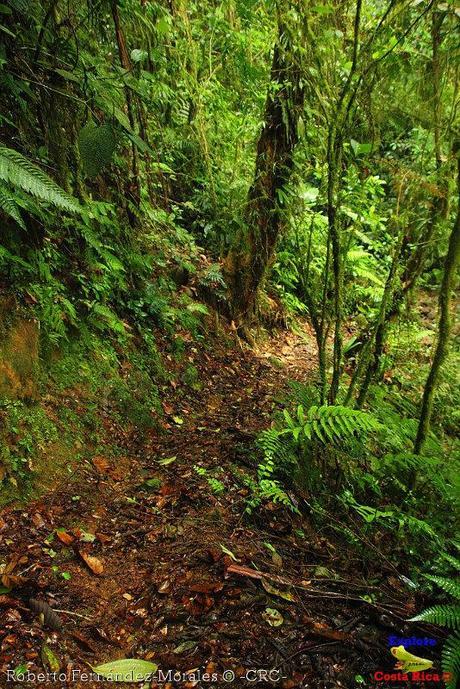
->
[226,563,407,620]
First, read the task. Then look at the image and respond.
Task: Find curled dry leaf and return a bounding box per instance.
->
[189,581,223,594]
[79,551,104,576]
[1,555,26,589]
[28,599,63,631]
[56,529,75,545]
[157,580,171,594]
[31,513,45,529]
[92,456,110,474]
[0,595,18,606]
[69,630,97,653]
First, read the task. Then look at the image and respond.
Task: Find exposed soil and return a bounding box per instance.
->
[0,322,441,688]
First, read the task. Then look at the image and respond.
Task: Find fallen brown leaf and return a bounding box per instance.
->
[79,551,104,576]
[92,456,110,474]
[31,513,45,529]
[189,581,223,594]
[56,530,75,545]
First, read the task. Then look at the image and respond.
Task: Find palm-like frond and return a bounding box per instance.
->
[286,404,382,444]
[0,183,25,229]
[443,633,460,689]
[410,604,460,629]
[0,146,80,213]
[424,576,460,600]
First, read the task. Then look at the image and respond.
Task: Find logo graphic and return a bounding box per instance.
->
[387,635,436,648]
[372,640,451,683]
[390,645,433,673]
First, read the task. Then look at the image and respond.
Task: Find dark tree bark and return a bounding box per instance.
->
[111,0,141,208]
[414,145,460,456]
[400,10,447,295]
[224,8,305,327]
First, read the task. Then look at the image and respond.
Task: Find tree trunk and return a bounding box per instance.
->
[400,11,447,295]
[111,0,141,209]
[224,9,304,327]
[414,144,460,456]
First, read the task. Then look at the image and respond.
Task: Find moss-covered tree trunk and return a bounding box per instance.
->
[111,0,141,209]
[414,144,460,455]
[224,9,304,327]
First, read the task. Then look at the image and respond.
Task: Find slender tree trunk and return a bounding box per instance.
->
[328,0,362,403]
[399,11,446,294]
[414,146,460,455]
[350,183,407,408]
[111,0,141,208]
[224,6,305,327]
[349,9,447,359]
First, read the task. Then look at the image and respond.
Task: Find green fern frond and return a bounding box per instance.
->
[442,554,460,571]
[424,576,460,600]
[381,453,438,471]
[0,184,25,229]
[0,146,80,213]
[258,479,298,512]
[303,405,381,444]
[257,428,294,464]
[442,632,460,689]
[409,604,460,629]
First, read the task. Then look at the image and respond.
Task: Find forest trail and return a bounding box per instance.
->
[0,323,424,688]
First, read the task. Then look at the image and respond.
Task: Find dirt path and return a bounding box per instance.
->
[0,323,415,688]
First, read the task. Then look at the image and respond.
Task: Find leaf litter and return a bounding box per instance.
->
[0,324,434,688]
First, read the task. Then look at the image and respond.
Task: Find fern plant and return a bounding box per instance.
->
[253,404,381,513]
[281,404,382,444]
[410,570,460,689]
[0,145,80,229]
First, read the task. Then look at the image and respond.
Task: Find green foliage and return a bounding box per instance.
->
[423,576,460,600]
[281,404,381,444]
[193,465,225,495]
[442,634,460,689]
[0,184,25,229]
[78,122,118,178]
[411,604,460,630]
[410,565,460,689]
[0,146,80,214]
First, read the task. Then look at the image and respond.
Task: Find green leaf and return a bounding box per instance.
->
[13,663,28,679]
[53,68,81,83]
[261,578,296,601]
[157,456,177,466]
[173,640,197,654]
[300,186,319,203]
[92,659,158,682]
[0,146,80,212]
[262,607,284,627]
[0,185,25,229]
[219,543,239,561]
[78,122,117,177]
[312,4,334,14]
[0,23,15,37]
[130,49,148,63]
[41,644,60,673]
